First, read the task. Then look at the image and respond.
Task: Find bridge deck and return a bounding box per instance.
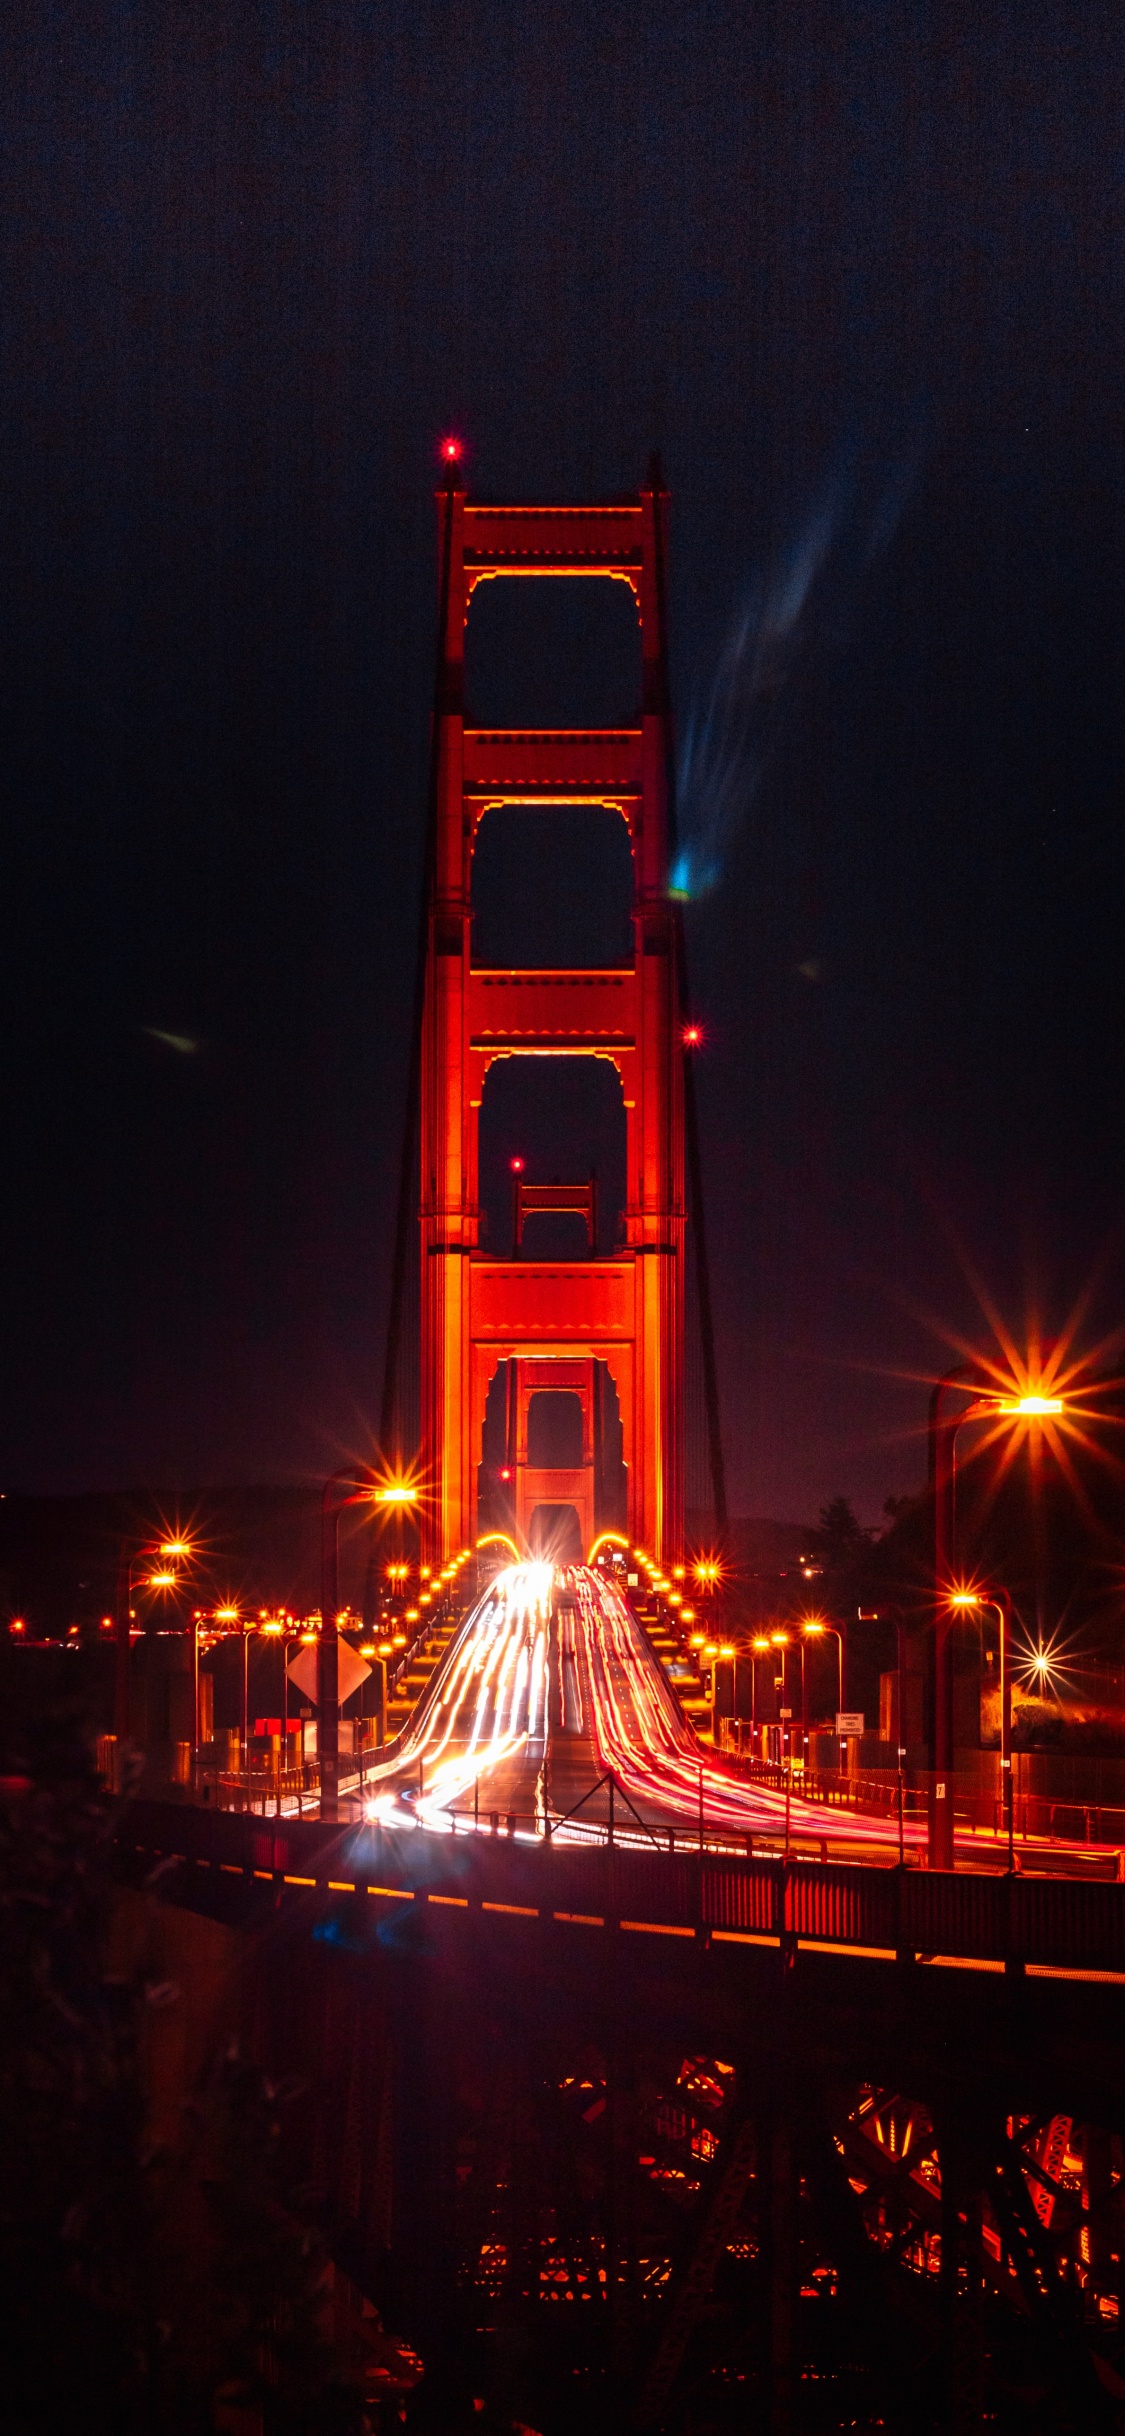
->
[119,1795,1125,1981]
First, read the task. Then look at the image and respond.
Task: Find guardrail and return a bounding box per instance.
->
[726,1753,928,1820]
[116,1797,1125,1978]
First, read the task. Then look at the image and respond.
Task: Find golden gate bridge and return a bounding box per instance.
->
[113,466,1125,2433]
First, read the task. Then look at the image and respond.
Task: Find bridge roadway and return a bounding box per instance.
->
[350,1562,933,1863]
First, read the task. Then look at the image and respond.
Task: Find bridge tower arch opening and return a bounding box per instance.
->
[419,470,685,1565]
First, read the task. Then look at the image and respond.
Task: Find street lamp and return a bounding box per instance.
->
[949,1586,1015,1871]
[114,1534,196,1747]
[321,1470,419,1821]
[928,1368,1064,1870]
[751,1635,771,1741]
[770,1630,791,1759]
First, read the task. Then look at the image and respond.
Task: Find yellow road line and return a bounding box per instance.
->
[621,1919,695,1939]
[1026,1962,1125,1984]
[791,1937,897,1960]
[919,1953,1004,1974]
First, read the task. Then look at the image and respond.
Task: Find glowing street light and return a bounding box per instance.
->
[800,1614,844,1723]
[948,1584,1016,1868]
[320,1467,404,1821]
[114,1529,199,1747]
[929,1366,1068,1869]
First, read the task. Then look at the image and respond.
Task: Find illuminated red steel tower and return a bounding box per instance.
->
[420,471,683,1564]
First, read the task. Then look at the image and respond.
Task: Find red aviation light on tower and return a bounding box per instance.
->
[439,435,463,465]
[509,1156,524,1173]
[682,1022,703,1049]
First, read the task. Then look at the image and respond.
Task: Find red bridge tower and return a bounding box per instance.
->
[419,471,683,1564]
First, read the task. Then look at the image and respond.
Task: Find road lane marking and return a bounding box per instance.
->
[621,1919,695,1938]
[1026,1963,1125,1984]
[919,1953,1004,1973]
[797,1939,897,1961]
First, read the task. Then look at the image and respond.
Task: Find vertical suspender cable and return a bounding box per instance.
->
[378,467,458,1464]
[648,454,729,1539]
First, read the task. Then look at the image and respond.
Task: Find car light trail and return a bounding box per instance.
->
[361,1562,552,1827]
[351,1559,926,1854]
[565,1568,927,1850]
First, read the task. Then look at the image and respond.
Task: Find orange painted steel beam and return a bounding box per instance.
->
[419,474,683,1565]
[463,726,642,809]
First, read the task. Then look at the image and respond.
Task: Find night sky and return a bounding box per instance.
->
[4,3,1125,1524]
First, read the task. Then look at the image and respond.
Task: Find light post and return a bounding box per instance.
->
[929,1370,1062,1870]
[190,1611,216,1758]
[241,1624,252,1762]
[209,1604,239,1767]
[770,1630,790,1762]
[949,1586,1014,1870]
[751,1634,770,1746]
[114,1535,193,1750]
[800,1617,843,1763]
[320,1470,417,1822]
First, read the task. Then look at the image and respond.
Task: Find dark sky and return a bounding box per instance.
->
[3,2,1125,1524]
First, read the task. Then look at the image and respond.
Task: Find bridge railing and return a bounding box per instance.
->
[116,1796,1125,1976]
